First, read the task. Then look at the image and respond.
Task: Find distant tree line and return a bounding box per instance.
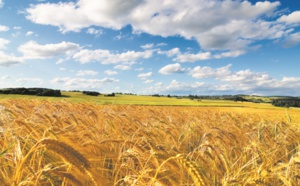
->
[187,95,250,101]
[152,94,251,102]
[272,99,300,108]
[0,88,61,97]
[104,93,115,97]
[82,91,115,97]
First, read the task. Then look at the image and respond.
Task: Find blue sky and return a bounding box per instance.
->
[0,0,300,95]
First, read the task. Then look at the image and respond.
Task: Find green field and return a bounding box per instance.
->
[0,91,294,111]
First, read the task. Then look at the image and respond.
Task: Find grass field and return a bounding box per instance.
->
[1,95,300,185]
[0,91,290,110]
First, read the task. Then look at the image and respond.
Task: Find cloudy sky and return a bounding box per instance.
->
[0,0,300,95]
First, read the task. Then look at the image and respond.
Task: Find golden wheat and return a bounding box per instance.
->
[1,99,300,185]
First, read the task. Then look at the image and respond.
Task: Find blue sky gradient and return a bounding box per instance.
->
[0,0,300,95]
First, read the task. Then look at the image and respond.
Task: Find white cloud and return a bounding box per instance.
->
[26,0,287,53]
[1,75,10,79]
[16,78,44,85]
[220,69,274,87]
[159,63,185,75]
[141,43,154,49]
[0,38,10,49]
[59,67,66,71]
[26,31,34,36]
[174,52,212,63]
[86,28,103,36]
[104,70,118,75]
[0,25,9,31]
[137,72,152,80]
[156,43,167,47]
[189,64,274,91]
[214,50,245,59]
[155,82,163,86]
[141,43,168,50]
[134,67,144,71]
[158,48,180,57]
[73,49,153,64]
[144,79,153,84]
[282,32,300,47]
[56,58,65,64]
[0,51,23,67]
[76,70,98,76]
[73,49,110,64]
[51,77,119,89]
[26,0,143,32]
[148,80,207,95]
[278,11,300,24]
[13,27,22,30]
[18,41,80,59]
[189,64,231,79]
[0,0,3,8]
[159,48,244,61]
[114,65,131,70]
[147,70,300,95]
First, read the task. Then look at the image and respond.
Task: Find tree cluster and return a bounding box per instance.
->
[272,99,300,108]
[82,91,100,96]
[104,93,115,97]
[0,88,61,97]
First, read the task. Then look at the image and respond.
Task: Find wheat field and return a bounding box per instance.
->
[1,99,300,185]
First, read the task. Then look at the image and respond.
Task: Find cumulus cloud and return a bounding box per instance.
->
[147,80,207,95]
[174,52,212,62]
[189,64,231,79]
[148,72,300,95]
[158,48,244,62]
[278,11,300,24]
[214,50,245,59]
[26,31,34,36]
[1,75,11,80]
[86,28,103,36]
[0,25,9,31]
[141,42,167,50]
[104,70,118,75]
[0,51,23,67]
[159,63,186,75]
[73,49,153,64]
[141,43,154,49]
[144,79,154,84]
[26,0,143,32]
[16,78,44,85]
[76,70,98,76]
[51,77,119,89]
[219,69,275,90]
[18,41,80,59]
[158,48,180,57]
[134,67,144,71]
[282,32,300,47]
[25,0,290,54]
[114,65,131,70]
[137,72,153,80]
[0,38,10,49]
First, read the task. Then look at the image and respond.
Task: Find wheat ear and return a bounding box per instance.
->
[151,154,205,186]
[175,154,206,186]
[39,138,90,169]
